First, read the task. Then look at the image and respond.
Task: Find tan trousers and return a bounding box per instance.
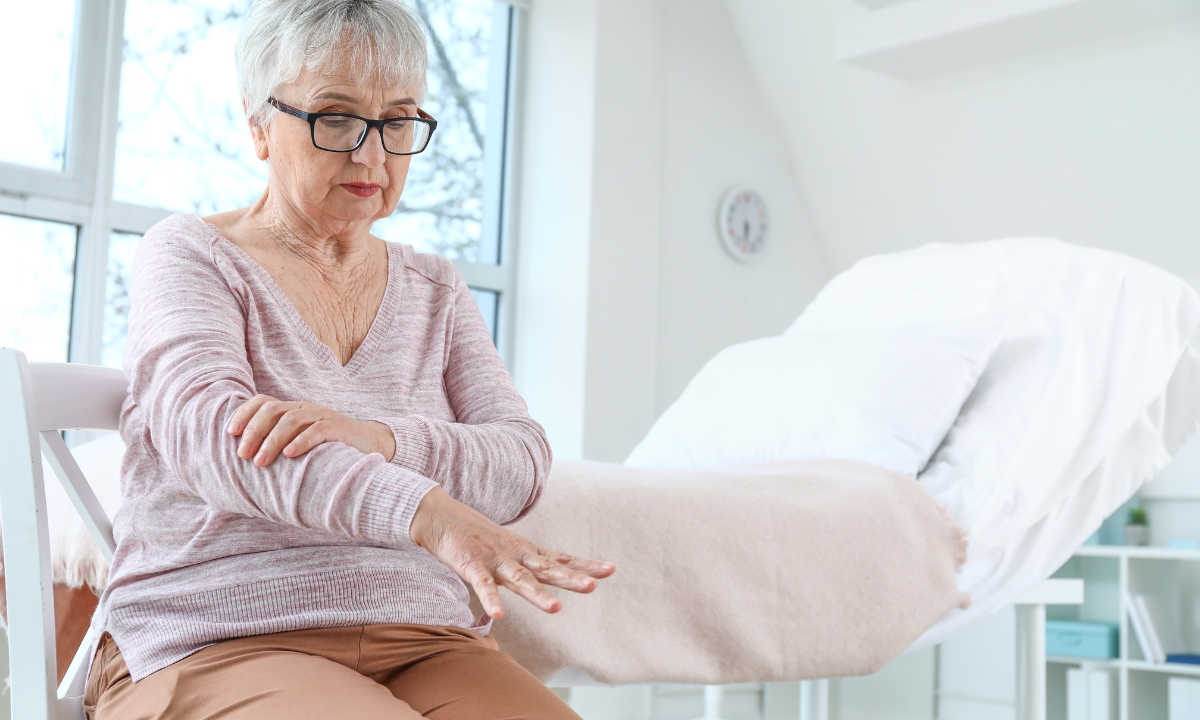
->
[84,625,580,720]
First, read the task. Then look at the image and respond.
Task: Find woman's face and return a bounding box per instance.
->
[252,67,419,233]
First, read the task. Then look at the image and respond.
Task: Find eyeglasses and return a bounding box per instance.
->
[268,98,437,155]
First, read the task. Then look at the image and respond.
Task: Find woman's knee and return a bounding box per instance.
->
[384,645,581,720]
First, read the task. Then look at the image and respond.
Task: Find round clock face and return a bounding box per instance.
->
[718,188,769,261]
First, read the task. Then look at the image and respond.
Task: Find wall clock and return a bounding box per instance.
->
[718,187,769,262]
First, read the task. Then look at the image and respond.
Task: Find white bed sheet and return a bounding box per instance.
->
[789,238,1200,648]
[914,343,1200,648]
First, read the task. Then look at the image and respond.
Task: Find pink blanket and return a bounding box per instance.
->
[492,458,968,684]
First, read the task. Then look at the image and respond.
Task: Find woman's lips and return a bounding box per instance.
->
[342,183,381,197]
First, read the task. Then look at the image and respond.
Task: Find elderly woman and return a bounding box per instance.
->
[83,1,613,717]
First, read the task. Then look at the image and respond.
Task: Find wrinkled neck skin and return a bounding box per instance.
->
[244,184,377,280]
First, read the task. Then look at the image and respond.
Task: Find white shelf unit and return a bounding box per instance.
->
[1045,545,1200,719]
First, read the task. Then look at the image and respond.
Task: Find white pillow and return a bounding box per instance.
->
[624,319,1005,476]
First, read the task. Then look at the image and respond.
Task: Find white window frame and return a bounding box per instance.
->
[0,0,524,368]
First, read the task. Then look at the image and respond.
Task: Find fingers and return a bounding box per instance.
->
[236,400,287,460]
[495,557,561,613]
[255,409,321,466]
[282,423,330,459]
[417,493,613,618]
[229,399,373,466]
[520,551,600,593]
[544,550,617,579]
[233,398,299,462]
[226,394,274,437]
[234,398,286,459]
[465,551,607,618]
[463,563,506,619]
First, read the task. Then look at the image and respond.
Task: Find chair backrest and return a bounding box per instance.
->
[0,348,127,720]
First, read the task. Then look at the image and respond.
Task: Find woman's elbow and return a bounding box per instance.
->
[497,425,551,525]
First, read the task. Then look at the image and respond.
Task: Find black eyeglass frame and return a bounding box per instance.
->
[268,97,438,156]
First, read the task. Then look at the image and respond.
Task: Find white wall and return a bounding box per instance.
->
[513,0,830,464]
[724,0,1200,279]
[516,1,1200,716]
[833,649,936,720]
[511,0,598,461]
[581,0,665,463]
[655,0,831,416]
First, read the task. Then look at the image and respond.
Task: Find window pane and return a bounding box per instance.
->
[103,232,143,369]
[113,1,266,214]
[372,0,502,263]
[470,288,499,344]
[0,0,76,170]
[0,215,77,362]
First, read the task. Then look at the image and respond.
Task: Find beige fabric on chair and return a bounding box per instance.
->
[492,458,968,685]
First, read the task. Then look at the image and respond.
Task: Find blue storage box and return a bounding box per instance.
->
[1046,620,1119,659]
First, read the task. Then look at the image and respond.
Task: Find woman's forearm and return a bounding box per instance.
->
[149,375,435,546]
[379,413,549,524]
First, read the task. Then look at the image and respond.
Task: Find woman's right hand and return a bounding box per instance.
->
[409,487,616,619]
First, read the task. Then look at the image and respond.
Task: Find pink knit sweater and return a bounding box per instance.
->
[91,213,551,681]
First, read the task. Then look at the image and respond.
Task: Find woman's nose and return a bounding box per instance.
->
[351,126,387,168]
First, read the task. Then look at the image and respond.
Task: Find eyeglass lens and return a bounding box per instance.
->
[314,116,431,154]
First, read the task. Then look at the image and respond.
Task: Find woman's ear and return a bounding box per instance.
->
[246,100,270,161]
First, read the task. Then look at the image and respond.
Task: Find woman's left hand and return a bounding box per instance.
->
[227,394,397,466]
[409,487,616,619]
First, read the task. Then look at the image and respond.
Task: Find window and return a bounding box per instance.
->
[114,0,266,215]
[372,0,508,265]
[0,0,76,170]
[471,288,500,340]
[0,215,77,362]
[0,0,521,371]
[103,231,142,369]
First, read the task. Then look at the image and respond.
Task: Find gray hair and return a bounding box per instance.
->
[236,0,428,125]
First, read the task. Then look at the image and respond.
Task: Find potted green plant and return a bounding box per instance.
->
[1126,505,1150,546]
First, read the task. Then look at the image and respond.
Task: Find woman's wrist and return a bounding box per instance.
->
[364,420,397,462]
[409,485,450,548]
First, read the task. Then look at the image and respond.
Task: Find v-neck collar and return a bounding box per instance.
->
[199,215,402,377]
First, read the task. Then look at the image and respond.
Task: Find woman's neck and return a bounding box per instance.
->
[246,188,379,275]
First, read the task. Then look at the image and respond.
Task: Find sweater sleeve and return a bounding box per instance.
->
[126,221,437,546]
[373,273,551,526]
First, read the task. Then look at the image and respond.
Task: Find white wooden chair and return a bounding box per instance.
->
[0,348,126,720]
